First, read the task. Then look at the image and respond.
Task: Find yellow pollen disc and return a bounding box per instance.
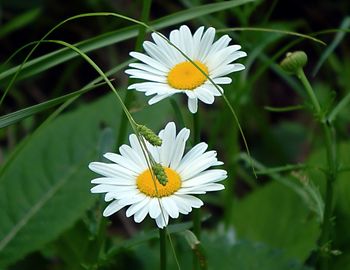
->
[136,167,181,198]
[167,60,209,90]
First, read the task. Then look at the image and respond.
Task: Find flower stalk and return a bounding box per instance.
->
[281,51,338,270]
[159,228,167,270]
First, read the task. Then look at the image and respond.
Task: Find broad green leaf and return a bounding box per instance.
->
[132,230,313,270]
[0,0,254,83]
[232,181,320,261]
[0,93,172,268]
[202,234,313,270]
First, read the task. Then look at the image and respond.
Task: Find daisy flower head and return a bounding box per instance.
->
[88,122,227,228]
[125,25,247,113]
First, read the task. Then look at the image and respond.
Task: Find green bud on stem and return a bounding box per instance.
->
[137,125,162,146]
[152,163,168,186]
[280,51,308,74]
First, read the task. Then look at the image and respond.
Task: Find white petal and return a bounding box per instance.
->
[91,177,134,185]
[126,196,150,217]
[103,200,124,216]
[149,198,161,218]
[89,162,137,178]
[155,212,169,228]
[103,152,143,174]
[180,183,225,193]
[198,27,215,62]
[134,200,151,223]
[152,32,182,64]
[181,169,227,187]
[172,195,192,214]
[187,97,198,113]
[194,87,215,104]
[211,64,240,78]
[192,26,205,59]
[179,151,219,180]
[177,142,208,172]
[91,184,135,194]
[212,76,232,84]
[175,194,203,208]
[130,51,168,72]
[162,196,179,218]
[179,25,193,58]
[125,69,166,83]
[118,193,146,206]
[206,45,241,71]
[148,93,174,105]
[143,41,173,68]
[170,128,190,170]
[128,134,148,169]
[159,122,176,167]
[208,34,231,55]
[129,62,167,76]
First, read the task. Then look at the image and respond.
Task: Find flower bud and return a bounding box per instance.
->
[280,51,308,74]
[137,125,162,146]
[152,163,168,186]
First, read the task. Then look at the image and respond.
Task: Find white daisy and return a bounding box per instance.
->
[125,25,247,113]
[89,122,227,228]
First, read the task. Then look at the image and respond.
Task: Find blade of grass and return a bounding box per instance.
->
[217,27,326,45]
[0,59,132,128]
[0,0,255,84]
[312,17,350,76]
[264,105,304,112]
[0,8,41,38]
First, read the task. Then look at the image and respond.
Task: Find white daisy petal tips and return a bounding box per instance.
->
[89,122,227,228]
[125,25,247,113]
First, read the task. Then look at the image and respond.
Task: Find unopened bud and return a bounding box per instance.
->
[152,163,168,186]
[280,51,307,74]
[137,125,162,146]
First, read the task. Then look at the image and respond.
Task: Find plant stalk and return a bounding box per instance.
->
[297,69,337,270]
[192,112,201,270]
[159,228,167,270]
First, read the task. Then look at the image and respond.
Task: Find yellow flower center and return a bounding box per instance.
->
[167,60,209,90]
[136,167,181,197]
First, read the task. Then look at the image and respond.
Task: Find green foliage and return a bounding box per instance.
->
[307,142,350,269]
[1,0,350,269]
[0,0,254,84]
[0,93,172,268]
[203,235,314,270]
[132,229,314,270]
[232,181,320,261]
[0,94,119,267]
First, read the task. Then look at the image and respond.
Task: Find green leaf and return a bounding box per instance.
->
[232,181,320,261]
[0,59,131,129]
[131,229,314,270]
[202,231,314,270]
[0,0,254,83]
[312,16,350,76]
[0,8,41,38]
[0,93,172,268]
[307,142,350,268]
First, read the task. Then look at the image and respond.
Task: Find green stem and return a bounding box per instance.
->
[297,69,337,270]
[224,124,238,228]
[192,112,201,270]
[159,228,167,270]
[296,69,322,116]
[318,123,337,270]
[116,0,152,146]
